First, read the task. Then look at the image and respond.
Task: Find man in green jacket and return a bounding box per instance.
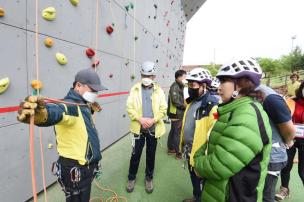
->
[194,57,272,202]
[167,69,187,159]
[126,61,167,194]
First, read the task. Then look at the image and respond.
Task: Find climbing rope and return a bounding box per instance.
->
[89,180,127,202]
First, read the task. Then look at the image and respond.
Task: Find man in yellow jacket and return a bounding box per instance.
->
[180,68,218,202]
[126,61,167,194]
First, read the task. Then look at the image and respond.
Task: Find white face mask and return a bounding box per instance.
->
[182,79,187,84]
[142,78,153,86]
[82,91,97,103]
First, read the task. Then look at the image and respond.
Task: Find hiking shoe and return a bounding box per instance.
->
[126,180,135,193]
[182,196,199,202]
[145,177,153,194]
[167,149,176,155]
[275,186,290,201]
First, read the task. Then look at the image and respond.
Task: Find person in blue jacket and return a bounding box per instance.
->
[17,68,107,202]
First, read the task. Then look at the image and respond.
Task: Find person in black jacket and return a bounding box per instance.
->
[167,70,187,159]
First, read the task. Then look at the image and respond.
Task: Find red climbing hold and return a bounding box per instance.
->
[106,25,114,35]
[86,48,95,58]
[92,60,100,67]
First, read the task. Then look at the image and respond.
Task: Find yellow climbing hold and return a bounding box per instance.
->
[56,52,68,65]
[31,80,43,90]
[70,0,79,6]
[44,37,53,48]
[0,7,5,17]
[42,7,56,21]
[48,143,53,149]
[0,77,10,94]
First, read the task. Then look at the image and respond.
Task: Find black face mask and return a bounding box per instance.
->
[188,88,200,100]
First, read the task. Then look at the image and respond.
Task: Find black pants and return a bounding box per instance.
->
[281,139,304,188]
[188,161,203,200]
[128,132,157,180]
[56,157,98,202]
[263,162,287,202]
[167,120,182,153]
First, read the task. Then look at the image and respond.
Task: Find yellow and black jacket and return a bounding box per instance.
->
[167,81,186,119]
[180,92,218,167]
[41,89,101,165]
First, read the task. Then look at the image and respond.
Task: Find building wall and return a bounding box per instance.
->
[0,0,205,201]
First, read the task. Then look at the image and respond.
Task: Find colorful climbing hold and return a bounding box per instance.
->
[92,60,100,67]
[0,7,5,17]
[134,36,138,41]
[109,74,113,78]
[44,37,53,48]
[55,52,68,65]
[42,7,56,21]
[0,77,10,94]
[86,48,95,58]
[129,3,134,9]
[130,74,135,80]
[69,0,79,6]
[125,2,134,12]
[106,25,114,35]
[31,79,43,90]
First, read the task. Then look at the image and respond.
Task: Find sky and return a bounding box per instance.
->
[183,0,304,65]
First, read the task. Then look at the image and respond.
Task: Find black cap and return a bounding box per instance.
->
[75,68,107,91]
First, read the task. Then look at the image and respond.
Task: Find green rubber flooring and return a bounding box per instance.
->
[35,125,303,202]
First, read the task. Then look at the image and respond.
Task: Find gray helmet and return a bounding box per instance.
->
[75,68,107,91]
[140,61,157,76]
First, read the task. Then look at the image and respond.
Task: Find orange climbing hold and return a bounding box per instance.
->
[31,80,43,90]
[0,7,5,17]
[44,37,53,48]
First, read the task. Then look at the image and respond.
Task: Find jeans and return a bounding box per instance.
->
[128,132,158,180]
[263,162,287,202]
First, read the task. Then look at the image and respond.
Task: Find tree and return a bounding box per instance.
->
[257,57,283,77]
[281,46,304,72]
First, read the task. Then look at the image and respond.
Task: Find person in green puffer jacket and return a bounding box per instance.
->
[194,57,272,202]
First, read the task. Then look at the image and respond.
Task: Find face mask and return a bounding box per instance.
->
[82,91,97,103]
[182,79,187,85]
[142,78,153,86]
[188,88,199,99]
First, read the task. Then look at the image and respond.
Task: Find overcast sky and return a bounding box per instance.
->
[183,0,304,65]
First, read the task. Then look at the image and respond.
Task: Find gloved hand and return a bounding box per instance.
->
[88,102,102,114]
[17,96,48,125]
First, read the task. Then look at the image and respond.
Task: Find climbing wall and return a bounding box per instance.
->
[0,0,205,201]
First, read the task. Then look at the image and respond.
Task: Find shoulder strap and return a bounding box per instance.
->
[250,103,269,145]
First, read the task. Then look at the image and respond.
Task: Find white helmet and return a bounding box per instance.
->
[186,67,212,86]
[211,77,220,89]
[140,61,157,76]
[216,57,262,85]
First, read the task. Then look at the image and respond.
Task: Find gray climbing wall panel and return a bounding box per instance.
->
[0,0,206,201]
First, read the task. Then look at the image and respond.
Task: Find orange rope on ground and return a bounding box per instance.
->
[89,180,127,202]
[29,116,38,202]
